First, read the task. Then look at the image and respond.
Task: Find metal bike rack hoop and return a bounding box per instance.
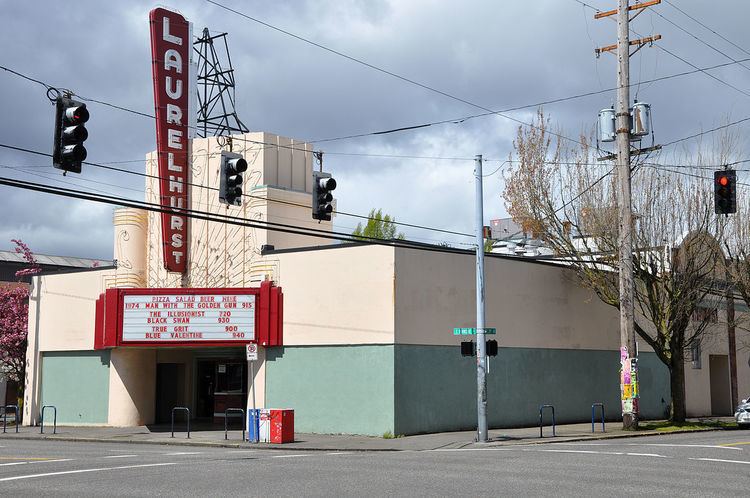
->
[539,404,556,438]
[224,408,246,441]
[2,404,19,434]
[591,403,605,433]
[171,407,191,439]
[41,405,58,434]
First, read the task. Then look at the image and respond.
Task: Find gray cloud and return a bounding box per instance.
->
[1,0,748,257]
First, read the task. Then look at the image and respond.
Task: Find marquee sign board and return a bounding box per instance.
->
[94,282,284,349]
[149,7,192,273]
[122,293,255,343]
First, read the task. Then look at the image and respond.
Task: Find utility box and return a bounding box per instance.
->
[270,409,295,443]
[630,102,651,137]
[598,108,616,143]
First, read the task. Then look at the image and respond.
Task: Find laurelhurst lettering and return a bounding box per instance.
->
[150,8,190,273]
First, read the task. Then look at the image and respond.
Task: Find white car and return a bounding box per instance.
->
[736,398,750,428]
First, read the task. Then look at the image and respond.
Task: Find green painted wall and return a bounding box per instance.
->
[41,351,111,424]
[265,345,394,436]
[394,346,670,435]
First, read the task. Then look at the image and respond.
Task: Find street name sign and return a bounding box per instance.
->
[453,327,496,335]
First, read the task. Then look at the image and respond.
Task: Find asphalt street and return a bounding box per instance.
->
[0,431,748,496]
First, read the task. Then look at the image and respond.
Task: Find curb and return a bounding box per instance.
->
[0,425,736,452]
[0,434,400,452]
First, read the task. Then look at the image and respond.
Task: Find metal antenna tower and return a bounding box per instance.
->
[194,27,249,138]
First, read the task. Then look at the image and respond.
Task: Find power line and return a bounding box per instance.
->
[0,174,485,256]
[663,0,750,59]
[661,115,750,148]
[6,53,750,154]
[650,8,750,74]
[571,1,750,100]
[0,142,476,239]
[201,0,601,151]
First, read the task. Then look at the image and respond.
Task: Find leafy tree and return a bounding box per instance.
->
[352,209,405,240]
[502,110,727,424]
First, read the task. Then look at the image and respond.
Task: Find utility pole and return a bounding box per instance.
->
[615,0,638,432]
[474,154,488,442]
[595,0,662,430]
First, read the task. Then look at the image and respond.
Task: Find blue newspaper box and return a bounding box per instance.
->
[247,409,260,442]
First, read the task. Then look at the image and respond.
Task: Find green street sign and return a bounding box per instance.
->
[453,327,496,335]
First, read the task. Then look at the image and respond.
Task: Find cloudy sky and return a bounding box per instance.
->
[1,0,749,259]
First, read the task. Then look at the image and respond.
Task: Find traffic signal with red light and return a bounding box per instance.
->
[714,170,737,215]
[53,96,89,173]
[219,152,248,206]
[312,171,336,221]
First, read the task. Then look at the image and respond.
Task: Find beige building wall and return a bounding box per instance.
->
[108,349,156,426]
[24,268,116,424]
[683,312,750,417]
[273,245,396,345]
[394,249,620,349]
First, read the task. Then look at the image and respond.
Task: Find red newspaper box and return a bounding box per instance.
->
[270,409,294,443]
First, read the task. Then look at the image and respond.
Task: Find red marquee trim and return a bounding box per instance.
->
[94,281,283,349]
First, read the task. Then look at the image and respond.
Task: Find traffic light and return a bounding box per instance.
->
[53,96,89,173]
[714,169,737,215]
[486,340,498,357]
[312,171,336,221]
[219,152,248,206]
[461,341,475,357]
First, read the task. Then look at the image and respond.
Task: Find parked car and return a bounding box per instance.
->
[736,398,750,428]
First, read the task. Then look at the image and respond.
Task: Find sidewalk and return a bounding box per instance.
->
[0,418,737,451]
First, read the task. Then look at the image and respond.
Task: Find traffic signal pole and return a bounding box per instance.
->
[474,154,488,442]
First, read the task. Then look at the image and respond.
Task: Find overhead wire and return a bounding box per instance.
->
[5,53,750,154]
[649,8,750,74]
[0,142,476,239]
[571,0,750,101]
[663,0,750,59]
[0,174,493,256]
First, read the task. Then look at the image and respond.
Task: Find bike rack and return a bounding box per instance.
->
[171,407,190,438]
[591,403,605,433]
[2,404,19,434]
[539,404,556,438]
[40,405,57,434]
[224,408,245,441]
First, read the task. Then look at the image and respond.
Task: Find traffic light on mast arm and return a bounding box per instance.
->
[53,96,89,174]
[714,169,737,215]
[312,171,337,221]
[219,152,248,206]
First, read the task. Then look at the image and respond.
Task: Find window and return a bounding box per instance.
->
[690,341,701,370]
[692,307,717,323]
[216,362,245,393]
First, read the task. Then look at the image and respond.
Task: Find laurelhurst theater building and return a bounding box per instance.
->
[21,133,750,435]
[20,7,750,435]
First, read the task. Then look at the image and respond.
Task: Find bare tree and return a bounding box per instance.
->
[503,110,726,422]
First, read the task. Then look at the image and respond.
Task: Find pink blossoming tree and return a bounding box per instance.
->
[0,240,40,389]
